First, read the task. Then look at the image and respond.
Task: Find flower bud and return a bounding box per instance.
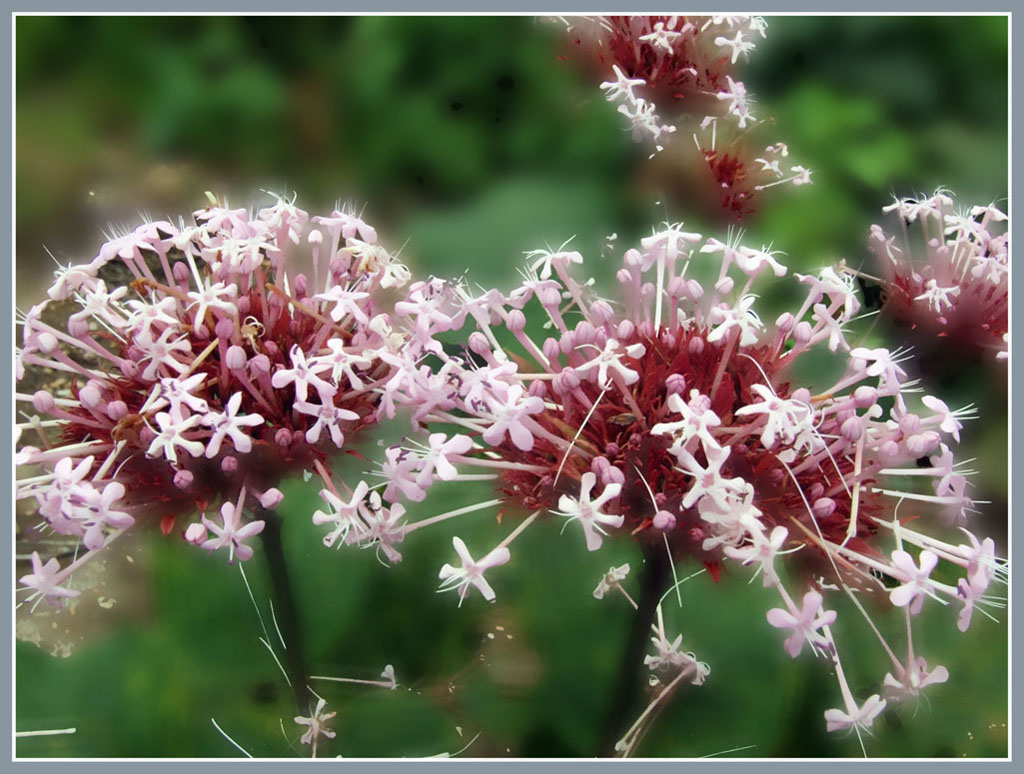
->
[624,248,644,268]
[559,332,576,355]
[793,321,813,344]
[71,316,94,339]
[36,331,59,354]
[653,510,676,531]
[852,386,878,408]
[308,228,323,245]
[666,374,687,396]
[293,274,308,298]
[899,413,921,434]
[237,296,251,315]
[542,338,561,363]
[602,466,625,487]
[184,522,207,544]
[249,354,271,376]
[259,488,284,509]
[574,321,595,344]
[225,345,247,370]
[468,332,491,357]
[79,383,102,409]
[616,319,635,341]
[685,279,704,300]
[215,318,235,340]
[107,400,129,421]
[689,336,705,355]
[33,390,55,413]
[172,261,190,283]
[527,380,547,399]
[715,276,735,294]
[275,428,293,447]
[812,497,836,518]
[505,309,526,333]
[221,456,238,472]
[173,470,194,490]
[775,312,795,331]
[840,416,863,441]
[590,300,614,325]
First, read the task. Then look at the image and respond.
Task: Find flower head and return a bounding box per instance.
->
[17,194,420,598]
[868,190,1008,360]
[357,217,1001,736]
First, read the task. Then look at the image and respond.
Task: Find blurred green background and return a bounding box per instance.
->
[15,16,1008,758]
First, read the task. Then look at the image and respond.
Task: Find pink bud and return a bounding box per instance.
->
[793,321,813,344]
[173,469,194,490]
[537,285,561,309]
[685,279,704,300]
[715,276,734,294]
[71,317,93,339]
[107,400,128,421]
[172,262,190,283]
[225,345,247,370]
[259,488,284,509]
[791,388,811,405]
[666,374,686,396]
[574,321,595,344]
[505,309,526,333]
[590,456,610,475]
[215,318,235,340]
[812,498,836,518]
[33,390,56,413]
[122,360,140,379]
[853,386,878,408]
[36,332,59,354]
[275,428,293,447]
[602,466,625,487]
[840,416,863,441]
[689,337,705,355]
[293,274,308,298]
[193,324,210,340]
[899,413,921,434]
[590,300,614,325]
[542,338,561,363]
[527,380,547,398]
[667,276,688,297]
[624,248,644,268]
[806,482,825,500]
[653,510,676,531]
[616,268,632,285]
[775,312,795,331]
[468,332,491,356]
[880,440,900,458]
[79,384,102,408]
[249,354,271,376]
[559,332,575,355]
[263,341,280,359]
[221,456,238,472]
[237,296,251,315]
[184,522,207,544]
[308,228,323,245]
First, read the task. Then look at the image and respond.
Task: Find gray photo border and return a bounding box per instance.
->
[4,3,1015,773]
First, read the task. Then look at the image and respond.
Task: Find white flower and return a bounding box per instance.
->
[552,472,624,551]
[438,536,511,605]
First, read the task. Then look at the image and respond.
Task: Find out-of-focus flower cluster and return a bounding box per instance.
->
[551,15,812,217]
[868,190,1008,361]
[16,194,417,607]
[333,222,1004,738]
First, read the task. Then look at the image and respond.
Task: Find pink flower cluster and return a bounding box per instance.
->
[868,189,1008,360]
[16,194,416,605]
[553,15,812,216]
[331,222,1003,738]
